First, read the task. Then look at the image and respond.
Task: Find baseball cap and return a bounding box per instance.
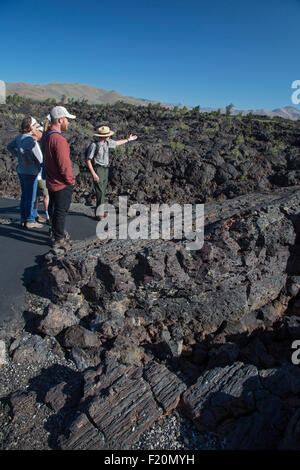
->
[31,117,37,127]
[36,123,44,132]
[50,106,76,120]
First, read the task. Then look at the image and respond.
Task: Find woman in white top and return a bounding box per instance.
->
[7,116,43,229]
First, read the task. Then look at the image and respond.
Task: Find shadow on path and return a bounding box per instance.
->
[0,223,50,246]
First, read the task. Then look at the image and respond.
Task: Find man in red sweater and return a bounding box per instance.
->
[43,106,76,247]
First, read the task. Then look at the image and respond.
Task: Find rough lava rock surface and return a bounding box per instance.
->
[1,99,300,450]
[0,184,299,449]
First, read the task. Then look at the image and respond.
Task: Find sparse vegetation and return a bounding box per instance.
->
[235,134,244,146]
[271,140,286,155]
[1,95,299,205]
[170,141,185,153]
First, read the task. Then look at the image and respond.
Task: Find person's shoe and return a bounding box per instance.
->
[36,215,46,223]
[46,218,51,225]
[52,237,67,246]
[20,219,26,228]
[25,221,43,229]
[51,236,71,251]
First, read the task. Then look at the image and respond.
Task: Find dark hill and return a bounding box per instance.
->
[5,81,156,107]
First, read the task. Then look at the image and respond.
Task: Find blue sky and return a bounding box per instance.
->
[0,0,299,110]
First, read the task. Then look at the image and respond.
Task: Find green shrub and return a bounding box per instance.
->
[235,134,244,146]
[271,140,286,155]
[71,120,94,136]
[170,141,185,153]
[229,147,242,158]
[113,145,126,157]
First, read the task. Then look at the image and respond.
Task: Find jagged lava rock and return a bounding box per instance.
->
[59,359,186,449]
[37,303,79,337]
[34,186,300,342]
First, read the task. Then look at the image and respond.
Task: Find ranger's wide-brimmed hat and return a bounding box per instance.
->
[94,125,115,137]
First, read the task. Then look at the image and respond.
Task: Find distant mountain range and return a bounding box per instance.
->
[5,82,300,120]
[200,105,300,120]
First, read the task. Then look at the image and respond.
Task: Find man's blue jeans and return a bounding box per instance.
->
[17,173,38,223]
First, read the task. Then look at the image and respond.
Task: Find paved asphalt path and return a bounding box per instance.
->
[0,198,97,326]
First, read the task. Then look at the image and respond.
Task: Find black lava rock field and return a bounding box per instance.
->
[0,97,300,451]
[0,97,299,206]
